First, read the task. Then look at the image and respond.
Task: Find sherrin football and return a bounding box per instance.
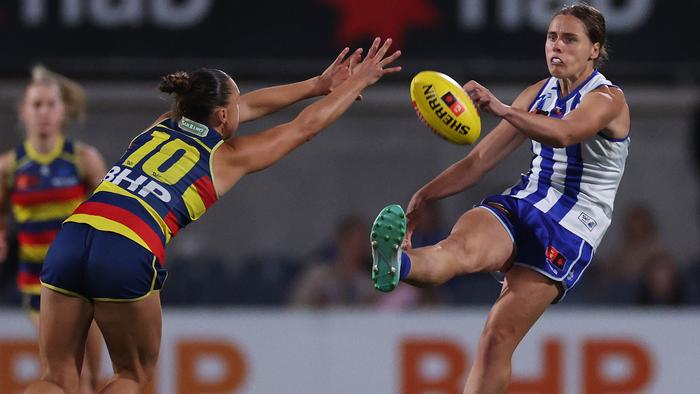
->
[410,71,481,145]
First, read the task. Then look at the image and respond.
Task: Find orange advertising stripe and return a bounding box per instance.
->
[73,202,166,264]
[18,229,59,245]
[11,184,86,206]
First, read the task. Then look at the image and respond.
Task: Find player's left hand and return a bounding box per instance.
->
[316,47,364,99]
[463,80,509,117]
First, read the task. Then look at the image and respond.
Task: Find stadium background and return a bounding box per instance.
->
[1,1,699,393]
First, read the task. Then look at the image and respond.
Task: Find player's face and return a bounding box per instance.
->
[19,83,66,138]
[222,78,240,138]
[545,15,600,79]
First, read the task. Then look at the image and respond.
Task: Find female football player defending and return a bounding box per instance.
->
[370,5,629,394]
[0,66,106,393]
[24,37,400,394]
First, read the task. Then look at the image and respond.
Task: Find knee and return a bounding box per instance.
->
[436,236,479,275]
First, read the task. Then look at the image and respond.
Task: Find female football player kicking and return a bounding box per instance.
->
[370,4,629,394]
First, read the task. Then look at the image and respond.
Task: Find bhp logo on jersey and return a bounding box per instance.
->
[441,92,465,116]
[103,166,171,203]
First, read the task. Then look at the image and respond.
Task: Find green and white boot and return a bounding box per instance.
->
[370,204,406,292]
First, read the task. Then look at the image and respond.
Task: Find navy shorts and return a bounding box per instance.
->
[477,195,594,302]
[41,222,168,301]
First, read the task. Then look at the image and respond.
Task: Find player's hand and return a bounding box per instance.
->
[402,192,427,250]
[316,47,364,99]
[463,80,509,117]
[350,37,402,87]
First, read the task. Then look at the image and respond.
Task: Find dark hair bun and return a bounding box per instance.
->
[159,71,191,94]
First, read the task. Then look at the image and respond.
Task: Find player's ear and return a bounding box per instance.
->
[590,42,600,62]
[215,107,227,124]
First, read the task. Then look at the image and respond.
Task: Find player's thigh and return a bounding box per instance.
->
[93,293,162,376]
[447,207,515,273]
[482,266,559,350]
[38,287,95,371]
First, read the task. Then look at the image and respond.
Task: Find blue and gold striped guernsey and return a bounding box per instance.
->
[65,117,224,264]
[9,137,87,295]
[503,70,629,249]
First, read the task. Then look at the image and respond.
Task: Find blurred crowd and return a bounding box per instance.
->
[2,199,697,309]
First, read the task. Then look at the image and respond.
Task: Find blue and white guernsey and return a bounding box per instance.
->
[503,71,629,250]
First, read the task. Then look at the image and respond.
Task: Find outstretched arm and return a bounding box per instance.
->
[213,38,401,195]
[238,47,363,123]
[402,82,543,248]
[464,80,626,147]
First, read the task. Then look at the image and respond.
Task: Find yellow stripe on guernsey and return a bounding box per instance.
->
[25,135,65,165]
[182,184,206,220]
[91,181,171,242]
[67,213,152,252]
[12,198,83,223]
[23,284,42,295]
[19,245,50,263]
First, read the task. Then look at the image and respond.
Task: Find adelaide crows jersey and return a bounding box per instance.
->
[65,117,224,263]
[9,137,86,294]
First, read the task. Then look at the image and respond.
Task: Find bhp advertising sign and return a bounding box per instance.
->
[0,309,697,393]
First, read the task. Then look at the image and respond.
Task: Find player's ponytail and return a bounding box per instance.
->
[30,65,87,123]
[159,71,192,95]
[159,68,231,123]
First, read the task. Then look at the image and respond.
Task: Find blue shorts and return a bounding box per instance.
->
[40,222,168,301]
[478,195,594,302]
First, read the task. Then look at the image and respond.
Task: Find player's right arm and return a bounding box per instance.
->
[238,47,363,123]
[211,38,401,196]
[403,80,545,245]
[0,151,13,263]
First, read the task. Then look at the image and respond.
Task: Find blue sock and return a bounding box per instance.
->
[399,252,412,280]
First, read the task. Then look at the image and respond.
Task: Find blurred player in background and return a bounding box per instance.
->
[0,66,107,393]
[24,38,400,394]
[370,5,629,393]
